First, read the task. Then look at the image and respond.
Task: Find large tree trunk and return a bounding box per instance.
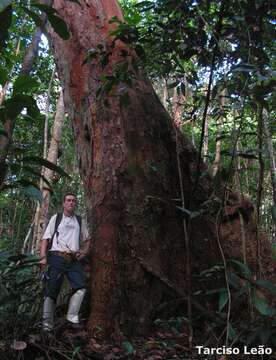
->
[47,0,274,336]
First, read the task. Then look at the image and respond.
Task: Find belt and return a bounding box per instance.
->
[49,251,77,260]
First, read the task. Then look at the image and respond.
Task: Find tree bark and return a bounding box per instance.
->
[203,115,209,162]
[162,78,168,110]
[173,87,183,129]
[211,87,226,177]
[47,0,203,335]
[171,85,193,345]
[256,107,264,275]
[31,89,65,253]
[263,109,276,206]
[46,0,274,336]
[21,28,43,75]
[262,108,276,239]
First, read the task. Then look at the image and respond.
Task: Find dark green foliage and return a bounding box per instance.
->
[31,2,70,40]
[0,5,12,51]
[0,1,70,48]
[22,156,70,178]
[13,74,40,95]
[3,94,39,119]
[195,260,276,347]
[0,254,42,341]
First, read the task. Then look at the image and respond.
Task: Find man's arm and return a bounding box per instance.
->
[76,217,91,260]
[40,238,49,270]
[39,214,56,269]
[76,238,91,260]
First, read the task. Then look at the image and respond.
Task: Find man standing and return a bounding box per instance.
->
[40,192,91,332]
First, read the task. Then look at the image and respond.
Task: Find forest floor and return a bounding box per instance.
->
[2,318,276,360]
[1,322,192,360]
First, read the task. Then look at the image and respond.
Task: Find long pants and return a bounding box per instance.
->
[44,253,85,301]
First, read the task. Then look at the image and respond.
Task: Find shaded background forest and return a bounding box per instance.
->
[0,0,275,358]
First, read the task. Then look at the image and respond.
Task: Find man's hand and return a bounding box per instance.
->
[76,250,86,261]
[76,238,91,261]
[40,257,47,271]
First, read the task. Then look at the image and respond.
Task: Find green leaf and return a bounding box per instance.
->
[176,205,205,219]
[134,44,145,59]
[24,166,53,191]
[47,13,70,39]
[122,341,134,355]
[228,259,251,277]
[237,152,258,160]
[13,75,39,95]
[218,290,229,312]
[252,291,275,316]
[4,181,42,203]
[232,63,256,73]
[233,284,250,300]
[204,287,227,295]
[272,243,276,260]
[255,280,276,294]
[72,346,81,358]
[4,94,39,119]
[17,179,39,188]
[0,66,8,85]
[32,2,70,39]
[22,156,70,178]
[190,209,205,219]
[31,3,57,15]
[9,163,53,191]
[22,7,44,28]
[109,15,121,24]
[134,1,155,11]
[175,206,192,219]
[82,48,98,65]
[0,5,12,51]
[228,323,236,341]
[7,254,28,263]
[227,272,241,289]
[0,0,12,13]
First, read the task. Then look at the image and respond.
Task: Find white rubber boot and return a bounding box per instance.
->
[42,297,55,331]
[66,289,86,324]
